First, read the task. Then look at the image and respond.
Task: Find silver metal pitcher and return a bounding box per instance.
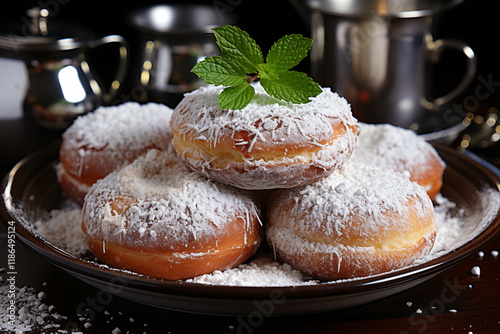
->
[0,7,128,166]
[293,0,476,131]
[0,7,129,129]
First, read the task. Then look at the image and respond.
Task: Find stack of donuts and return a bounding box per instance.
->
[58,84,445,281]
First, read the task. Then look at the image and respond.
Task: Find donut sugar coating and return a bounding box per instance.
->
[58,102,173,205]
[170,84,360,190]
[82,148,263,280]
[266,162,437,280]
[350,123,445,199]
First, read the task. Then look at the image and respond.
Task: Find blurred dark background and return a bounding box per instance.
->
[6,0,499,99]
[1,0,499,168]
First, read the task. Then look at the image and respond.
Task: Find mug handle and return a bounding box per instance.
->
[424,34,477,110]
[88,35,129,103]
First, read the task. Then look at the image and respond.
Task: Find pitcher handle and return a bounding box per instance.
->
[424,35,477,110]
[88,35,129,103]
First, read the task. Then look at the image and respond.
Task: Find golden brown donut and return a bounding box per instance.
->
[350,123,445,199]
[58,102,173,205]
[170,84,360,190]
[82,149,263,280]
[266,162,437,280]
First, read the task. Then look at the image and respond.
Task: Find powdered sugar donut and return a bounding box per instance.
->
[58,102,173,205]
[170,84,360,190]
[350,123,445,199]
[266,162,437,280]
[82,149,263,280]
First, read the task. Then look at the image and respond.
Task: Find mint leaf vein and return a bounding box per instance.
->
[191,56,246,87]
[191,25,322,110]
[212,26,263,73]
[266,34,314,71]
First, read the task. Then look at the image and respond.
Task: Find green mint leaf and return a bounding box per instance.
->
[212,25,264,73]
[260,70,323,104]
[190,25,323,109]
[219,84,255,110]
[266,34,314,71]
[256,62,277,81]
[191,56,246,86]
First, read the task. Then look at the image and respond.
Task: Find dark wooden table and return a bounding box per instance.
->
[1,139,500,334]
[2,0,500,331]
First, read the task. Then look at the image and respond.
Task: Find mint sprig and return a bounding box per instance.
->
[191,25,322,110]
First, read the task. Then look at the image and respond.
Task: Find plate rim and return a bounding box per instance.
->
[2,142,500,302]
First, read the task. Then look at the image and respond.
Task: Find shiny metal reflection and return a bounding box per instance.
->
[293,0,476,131]
[127,4,236,107]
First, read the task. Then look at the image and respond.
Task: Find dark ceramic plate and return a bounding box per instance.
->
[417,109,468,145]
[2,142,500,316]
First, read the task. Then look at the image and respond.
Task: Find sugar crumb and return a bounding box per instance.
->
[0,284,68,332]
[187,257,318,286]
[471,266,481,277]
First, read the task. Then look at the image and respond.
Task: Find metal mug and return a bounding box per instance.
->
[294,0,477,130]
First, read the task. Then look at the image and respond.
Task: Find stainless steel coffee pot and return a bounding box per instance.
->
[0,7,128,129]
[292,0,476,130]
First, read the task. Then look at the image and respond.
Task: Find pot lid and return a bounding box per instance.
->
[127,4,236,35]
[303,0,464,18]
[0,7,93,52]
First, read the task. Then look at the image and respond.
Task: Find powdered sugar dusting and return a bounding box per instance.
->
[265,162,436,279]
[417,186,500,263]
[172,83,356,151]
[60,102,174,183]
[0,285,68,332]
[63,102,173,152]
[33,208,88,256]
[268,162,432,241]
[82,149,260,249]
[170,83,359,190]
[431,194,465,252]
[187,257,318,286]
[351,123,445,175]
[14,184,498,286]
